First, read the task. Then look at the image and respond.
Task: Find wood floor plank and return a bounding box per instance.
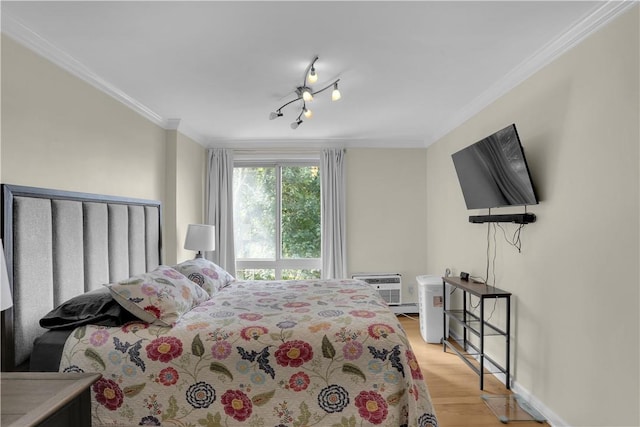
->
[398,315,548,427]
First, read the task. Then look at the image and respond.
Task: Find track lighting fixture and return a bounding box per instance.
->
[269,55,342,129]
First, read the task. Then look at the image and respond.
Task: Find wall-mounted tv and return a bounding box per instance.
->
[451,124,538,210]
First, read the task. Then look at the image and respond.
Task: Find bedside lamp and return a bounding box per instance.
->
[184,224,215,259]
[1,239,12,311]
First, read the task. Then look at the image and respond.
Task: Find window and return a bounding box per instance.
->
[233,162,321,280]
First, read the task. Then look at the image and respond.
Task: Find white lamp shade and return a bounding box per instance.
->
[184,224,215,253]
[1,239,13,311]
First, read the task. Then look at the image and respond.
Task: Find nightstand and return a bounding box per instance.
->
[1,372,101,427]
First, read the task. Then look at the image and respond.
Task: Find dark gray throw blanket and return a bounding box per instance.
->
[32,287,138,372]
[39,287,136,330]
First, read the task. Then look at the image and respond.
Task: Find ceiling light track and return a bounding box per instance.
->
[269,55,342,129]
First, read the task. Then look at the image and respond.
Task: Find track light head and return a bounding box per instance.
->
[295,86,314,102]
[308,67,317,84]
[269,111,283,120]
[303,90,313,102]
[331,82,341,101]
[303,107,313,119]
[290,119,303,129]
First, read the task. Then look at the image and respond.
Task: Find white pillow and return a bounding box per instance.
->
[173,258,235,296]
[106,265,209,327]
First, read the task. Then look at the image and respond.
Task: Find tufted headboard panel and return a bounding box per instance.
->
[1,184,162,371]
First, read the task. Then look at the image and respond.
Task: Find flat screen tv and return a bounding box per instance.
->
[451,124,538,210]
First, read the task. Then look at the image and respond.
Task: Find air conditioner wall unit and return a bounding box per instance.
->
[352,273,402,305]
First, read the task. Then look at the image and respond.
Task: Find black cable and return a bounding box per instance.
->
[486,296,499,322]
[481,207,531,322]
[496,222,524,253]
[470,295,481,310]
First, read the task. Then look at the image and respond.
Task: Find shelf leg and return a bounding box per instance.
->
[506,295,511,390]
[463,292,468,351]
[442,279,447,352]
[480,297,485,390]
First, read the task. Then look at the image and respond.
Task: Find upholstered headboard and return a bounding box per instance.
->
[1,184,162,371]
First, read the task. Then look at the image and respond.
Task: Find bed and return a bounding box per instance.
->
[1,184,438,427]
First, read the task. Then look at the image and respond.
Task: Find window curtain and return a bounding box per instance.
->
[321,148,347,279]
[205,148,236,276]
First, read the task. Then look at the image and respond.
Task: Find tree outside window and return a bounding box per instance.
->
[233,163,321,280]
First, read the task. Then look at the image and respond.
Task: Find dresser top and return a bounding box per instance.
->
[1,372,101,426]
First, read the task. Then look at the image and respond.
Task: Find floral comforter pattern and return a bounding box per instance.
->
[59,279,438,426]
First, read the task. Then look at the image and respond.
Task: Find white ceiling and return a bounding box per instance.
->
[1,1,629,148]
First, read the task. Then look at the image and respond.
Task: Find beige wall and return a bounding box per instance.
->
[347,148,428,303]
[1,35,206,265]
[426,7,639,426]
[175,132,206,263]
[1,36,166,200]
[163,130,206,264]
[164,130,179,264]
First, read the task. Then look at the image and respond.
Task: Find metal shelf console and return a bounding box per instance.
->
[442,276,512,390]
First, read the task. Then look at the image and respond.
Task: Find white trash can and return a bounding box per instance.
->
[416,275,450,343]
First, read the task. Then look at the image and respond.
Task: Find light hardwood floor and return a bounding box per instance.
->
[398,315,548,427]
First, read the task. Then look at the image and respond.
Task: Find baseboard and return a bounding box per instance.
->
[389,303,418,314]
[446,331,569,427]
[510,382,568,427]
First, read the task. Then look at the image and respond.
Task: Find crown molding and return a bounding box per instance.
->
[165,119,181,130]
[2,11,172,125]
[207,137,426,150]
[2,2,634,149]
[2,12,213,146]
[2,11,168,130]
[429,0,637,145]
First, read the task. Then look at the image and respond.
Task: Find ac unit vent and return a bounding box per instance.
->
[352,273,402,305]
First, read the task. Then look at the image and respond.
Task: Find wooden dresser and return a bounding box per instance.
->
[1,372,101,427]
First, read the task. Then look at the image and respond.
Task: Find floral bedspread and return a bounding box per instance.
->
[59,279,438,426]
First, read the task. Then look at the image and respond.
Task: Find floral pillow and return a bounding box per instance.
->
[173,258,235,295]
[106,266,209,327]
